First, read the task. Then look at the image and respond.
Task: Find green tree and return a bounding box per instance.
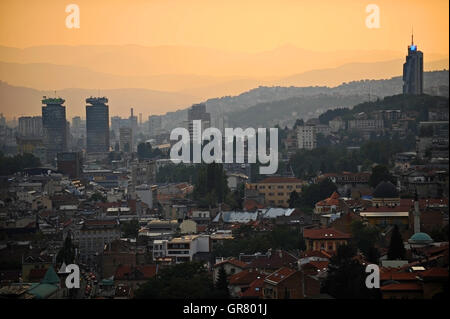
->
[134,262,222,299]
[122,220,140,238]
[387,225,406,260]
[90,192,106,202]
[351,220,380,257]
[137,142,162,160]
[288,191,301,208]
[215,266,230,298]
[56,235,76,264]
[323,244,378,299]
[369,165,396,188]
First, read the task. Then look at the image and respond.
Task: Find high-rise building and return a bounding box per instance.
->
[16,116,44,160]
[148,115,162,137]
[403,33,423,95]
[42,97,67,164]
[119,127,133,153]
[187,103,211,141]
[57,152,83,178]
[129,108,138,151]
[297,124,317,150]
[18,116,43,137]
[86,97,110,153]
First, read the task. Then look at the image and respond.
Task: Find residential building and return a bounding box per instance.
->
[297,124,316,150]
[303,228,351,252]
[247,177,304,207]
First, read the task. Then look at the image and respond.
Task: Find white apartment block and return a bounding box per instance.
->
[165,235,210,263]
[297,125,317,150]
[347,119,384,131]
[71,219,121,265]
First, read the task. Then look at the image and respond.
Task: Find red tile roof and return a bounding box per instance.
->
[380,272,418,281]
[264,267,297,285]
[228,270,263,286]
[307,261,329,271]
[420,267,449,280]
[214,259,248,269]
[114,265,157,280]
[380,283,422,292]
[400,198,448,209]
[363,206,411,213]
[28,268,48,281]
[316,191,341,207]
[85,219,118,226]
[247,250,298,270]
[239,277,266,298]
[301,250,332,259]
[243,199,265,211]
[303,228,351,240]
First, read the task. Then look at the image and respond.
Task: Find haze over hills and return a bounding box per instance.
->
[0,44,448,121]
[0,81,199,120]
[2,44,447,77]
[0,70,448,127]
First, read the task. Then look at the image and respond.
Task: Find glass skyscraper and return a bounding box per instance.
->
[86,97,110,153]
[403,35,423,95]
[42,97,67,165]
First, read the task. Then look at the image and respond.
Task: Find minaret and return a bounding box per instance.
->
[413,190,420,234]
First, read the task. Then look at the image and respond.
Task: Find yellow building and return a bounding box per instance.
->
[371,181,400,207]
[247,177,304,207]
[359,208,410,228]
[16,136,43,154]
[303,228,351,253]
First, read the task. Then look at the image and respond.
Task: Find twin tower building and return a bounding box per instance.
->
[41,96,110,164]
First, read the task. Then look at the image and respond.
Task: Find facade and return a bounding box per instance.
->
[86,97,110,153]
[148,115,162,137]
[347,119,384,132]
[57,152,83,178]
[303,228,351,252]
[248,177,304,208]
[297,124,316,150]
[41,97,67,164]
[119,127,133,153]
[166,235,210,263]
[71,219,121,266]
[18,116,43,137]
[403,35,423,95]
[187,103,211,141]
[263,267,304,299]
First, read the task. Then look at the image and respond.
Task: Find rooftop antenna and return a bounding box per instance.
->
[411,26,414,45]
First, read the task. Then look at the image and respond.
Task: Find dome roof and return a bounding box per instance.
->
[373,181,399,198]
[408,232,433,244]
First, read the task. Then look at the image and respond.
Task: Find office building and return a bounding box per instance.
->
[86,97,110,153]
[187,103,211,141]
[57,152,83,178]
[42,97,67,164]
[119,127,133,153]
[403,34,423,95]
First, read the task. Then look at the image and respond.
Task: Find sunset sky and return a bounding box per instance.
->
[0,0,448,54]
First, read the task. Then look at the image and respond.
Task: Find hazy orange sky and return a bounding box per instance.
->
[0,0,448,54]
